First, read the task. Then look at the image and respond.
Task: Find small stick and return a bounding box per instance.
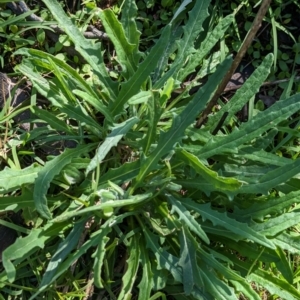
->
[211,112,229,135]
[195,0,272,128]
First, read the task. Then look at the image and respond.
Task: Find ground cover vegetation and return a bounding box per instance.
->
[0,0,300,299]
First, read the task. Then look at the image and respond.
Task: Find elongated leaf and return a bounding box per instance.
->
[59,104,103,137]
[93,228,111,288]
[137,239,154,300]
[251,212,300,236]
[230,280,260,300]
[34,144,96,219]
[15,48,103,101]
[121,0,141,64]
[73,89,113,122]
[248,270,300,300]
[77,160,142,196]
[234,190,300,221]
[198,92,300,158]
[198,247,246,282]
[0,188,65,212]
[133,57,232,190]
[154,0,210,87]
[207,54,274,128]
[109,25,171,117]
[86,117,139,174]
[152,23,182,84]
[167,195,209,244]
[176,0,209,60]
[239,158,300,194]
[54,193,152,223]
[100,9,136,76]
[0,164,43,192]
[48,57,77,103]
[179,14,234,81]
[183,201,275,249]
[2,222,67,282]
[237,148,291,167]
[16,64,103,137]
[144,229,182,282]
[171,0,193,22]
[274,247,294,283]
[118,234,141,300]
[142,93,163,154]
[198,264,237,300]
[29,213,133,300]
[178,227,203,295]
[128,90,152,105]
[42,0,117,98]
[28,233,102,300]
[37,219,86,294]
[177,149,242,192]
[30,106,74,134]
[272,232,300,254]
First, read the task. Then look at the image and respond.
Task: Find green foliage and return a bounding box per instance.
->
[0,0,300,299]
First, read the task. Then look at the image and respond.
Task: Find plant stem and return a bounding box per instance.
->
[195,0,272,128]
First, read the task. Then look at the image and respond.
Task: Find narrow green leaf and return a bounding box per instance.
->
[179,14,234,81]
[2,222,67,282]
[109,25,171,118]
[230,280,260,300]
[177,149,242,192]
[153,0,210,87]
[178,226,202,295]
[73,90,113,123]
[198,264,237,300]
[93,228,111,288]
[37,219,86,293]
[128,90,152,105]
[184,201,275,249]
[86,117,139,174]
[0,164,43,193]
[30,106,74,134]
[237,148,291,167]
[118,234,141,300]
[272,232,300,254]
[34,144,96,219]
[152,24,182,85]
[100,9,136,76]
[59,104,103,137]
[29,232,102,300]
[274,247,294,283]
[171,0,193,23]
[198,93,300,158]
[121,0,141,65]
[248,270,300,300]
[167,195,209,244]
[53,193,152,223]
[176,0,210,60]
[143,228,182,282]
[137,239,154,300]
[41,0,117,98]
[198,247,246,282]
[15,48,104,101]
[142,93,163,154]
[48,57,76,103]
[207,54,274,128]
[133,57,232,190]
[252,212,300,236]
[234,190,300,221]
[239,158,300,194]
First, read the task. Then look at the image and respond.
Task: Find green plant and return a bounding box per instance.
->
[1,0,300,299]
